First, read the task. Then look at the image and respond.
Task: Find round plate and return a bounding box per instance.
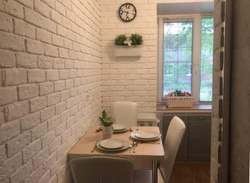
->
[130,131,161,142]
[113,124,127,131]
[113,128,129,133]
[113,124,128,133]
[99,139,124,149]
[97,140,130,152]
[135,130,160,139]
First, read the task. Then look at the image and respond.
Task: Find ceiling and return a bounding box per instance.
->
[157,2,214,15]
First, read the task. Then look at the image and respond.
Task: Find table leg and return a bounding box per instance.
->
[152,160,158,183]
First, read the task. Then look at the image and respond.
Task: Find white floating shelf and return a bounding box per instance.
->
[114,45,143,57]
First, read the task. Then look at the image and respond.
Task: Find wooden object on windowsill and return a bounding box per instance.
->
[166,96,194,108]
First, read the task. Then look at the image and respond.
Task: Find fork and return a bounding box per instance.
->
[133,141,138,153]
[129,144,133,153]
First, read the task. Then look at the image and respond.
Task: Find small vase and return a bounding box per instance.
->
[102,125,114,139]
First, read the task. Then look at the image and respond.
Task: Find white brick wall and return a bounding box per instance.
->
[100,0,157,114]
[0,0,101,183]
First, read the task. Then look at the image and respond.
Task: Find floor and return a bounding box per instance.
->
[133,162,210,183]
[169,163,210,183]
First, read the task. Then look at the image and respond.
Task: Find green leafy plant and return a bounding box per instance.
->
[99,110,115,126]
[130,33,143,46]
[114,34,128,46]
[114,33,143,46]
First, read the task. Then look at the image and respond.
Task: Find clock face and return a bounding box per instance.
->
[118,3,137,22]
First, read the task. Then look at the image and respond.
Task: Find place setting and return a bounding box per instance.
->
[95,124,129,133]
[130,129,162,142]
[112,124,129,133]
[95,138,130,152]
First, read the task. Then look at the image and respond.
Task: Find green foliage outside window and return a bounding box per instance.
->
[163,21,193,95]
[162,17,214,101]
[200,18,214,101]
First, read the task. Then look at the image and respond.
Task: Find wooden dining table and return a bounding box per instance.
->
[68,125,165,183]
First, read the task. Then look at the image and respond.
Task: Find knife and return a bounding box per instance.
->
[91,141,98,153]
[129,143,133,153]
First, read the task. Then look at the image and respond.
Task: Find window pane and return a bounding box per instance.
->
[163,21,193,97]
[200,18,214,101]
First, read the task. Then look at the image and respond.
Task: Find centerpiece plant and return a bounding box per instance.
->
[99,110,115,126]
[99,110,115,139]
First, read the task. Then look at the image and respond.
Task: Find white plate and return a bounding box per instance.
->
[97,140,130,152]
[98,139,124,149]
[113,128,129,133]
[135,130,160,139]
[113,124,127,131]
[130,131,161,142]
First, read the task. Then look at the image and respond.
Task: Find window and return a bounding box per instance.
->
[200,17,214,101]
[158,15,214,102]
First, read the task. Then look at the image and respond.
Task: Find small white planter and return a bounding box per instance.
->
[114,45,143,57]
[102,126,114,139]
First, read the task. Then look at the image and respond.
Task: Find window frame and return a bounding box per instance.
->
[157,14,213,104]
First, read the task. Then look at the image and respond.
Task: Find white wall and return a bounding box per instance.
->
[0,0,101,182]
[100,1,158,114]
[99,0,213,115]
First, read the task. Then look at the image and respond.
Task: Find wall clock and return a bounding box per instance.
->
[118,3,137,22]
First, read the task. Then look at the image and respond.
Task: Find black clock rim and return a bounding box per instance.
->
[118,3,137,22]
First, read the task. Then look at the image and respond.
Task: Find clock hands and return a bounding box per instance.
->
[119,10,128,15]
[120,10,130,21]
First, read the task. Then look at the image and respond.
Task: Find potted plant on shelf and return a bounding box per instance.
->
[114,33,143,56]
[99,110,115,139]
[130,33,143,46]
[114,34,128,46]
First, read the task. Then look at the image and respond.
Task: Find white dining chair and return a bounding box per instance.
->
[112,101,138,126]
[70,156,134,183]
[159,116,186,182]
[133,116,186,183]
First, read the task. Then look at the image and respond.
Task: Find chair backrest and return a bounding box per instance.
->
[112,101,138,126]
[159,116,186,183]
[70,156,134,183]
